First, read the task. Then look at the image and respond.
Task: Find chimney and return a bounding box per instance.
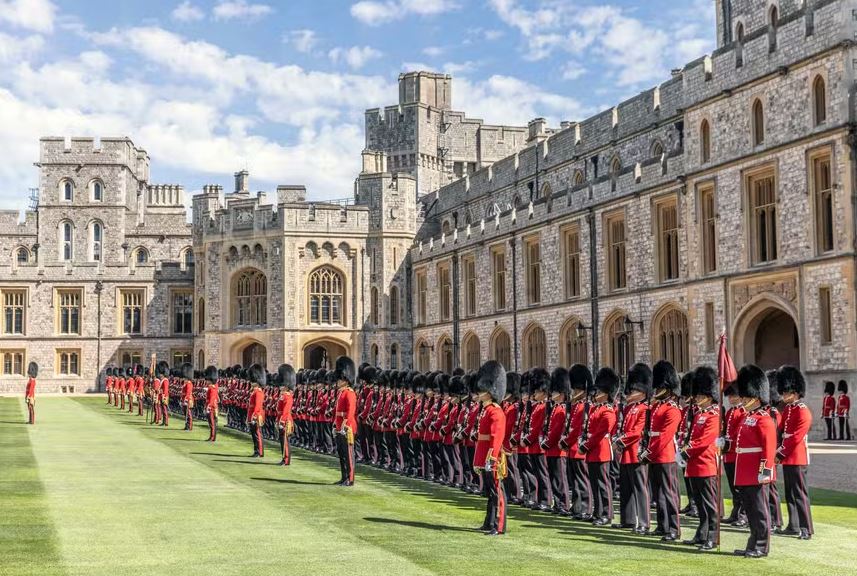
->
[361,150,387,174]
[234,170,249,194]
[527,117,548,145]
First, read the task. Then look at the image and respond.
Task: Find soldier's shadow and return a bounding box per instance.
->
[364,517,480,533]
[250,476,331,486]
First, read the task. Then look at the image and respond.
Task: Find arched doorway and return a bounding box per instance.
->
[303,339,348,370]
[241,342,266,368]
[734,297,800,369]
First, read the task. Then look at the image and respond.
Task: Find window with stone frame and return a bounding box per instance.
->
[57,349,81,376]
[438,337,453,374]
[699,184,718,274]
[523,325,547,370]
[120,289,145,335]
[415,269,427,326]
[747,167,778,265]
[524,235,541,305]
[700,119,711,164]
[491,245,506,311]
[2,289,25,335]
[820,286,832,345]
[172,291,193,335]
[120,350,142,369]
[172,350,192,367]
[197,298,205,333]
[390,343,399,370]
[655,308,689,373]
[370,344,379,366]
[704,302,716,353]
[606,314,634,380]
[90,221,103,262]
[462,255,477,317]
[606,212,627,291]
[656,197,680,283]
[416,341,431,372]
[562,225,581,300]
[751,99,765,146]
[813,76,827,126]
[559,319,588,366]
[1,350,24,376]
[438,261,451,322]
[307,267,337,326]
[811,149,834,254]
[491,329,512,370]
[56,289,82,335]
[61,221,73,261]
[462,333,480,372]
[389,285,400,326]
[370,287,380,326]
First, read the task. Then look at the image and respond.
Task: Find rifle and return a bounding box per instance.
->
[577,395,592,453]
[638,397,654,463]
[539,399,554,451]
[509,398,526,448]
[520,399,535,448]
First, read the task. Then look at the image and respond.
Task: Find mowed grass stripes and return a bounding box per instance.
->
[2,396,856,576]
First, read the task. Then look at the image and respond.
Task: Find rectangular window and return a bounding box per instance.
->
[492,246,506,311]
[438,262,451,322]
[120,289,144,335]
[657,199,679,282]
[748,170,778,264]
[812,153,834,254]
[57,289,82,335]
[1,350,24,375]
[172,291,193,334]
[525,236,541,305]
[700,185,717,274]
[172,350,193,366]
[607,213,627,291]
[57,350,81,376]
[463,256,476,317]
[562,227,581,299]
[120,350,142,369]
[2,290,25,335]
[416,269,427,325]
[820,286,832,344]
[705,302,715,353]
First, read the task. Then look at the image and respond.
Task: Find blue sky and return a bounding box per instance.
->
[0,0,715,213]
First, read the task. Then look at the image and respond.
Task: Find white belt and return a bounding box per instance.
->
[736,447,762,454]
[649,432,662,437]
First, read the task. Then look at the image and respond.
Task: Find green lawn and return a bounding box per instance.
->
[1,397,855,576]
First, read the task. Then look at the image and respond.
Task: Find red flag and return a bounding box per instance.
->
[717,332,738,391]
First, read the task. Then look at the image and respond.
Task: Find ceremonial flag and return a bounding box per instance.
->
[717,331,737,391]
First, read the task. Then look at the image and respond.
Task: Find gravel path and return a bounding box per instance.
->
[807,441,857,493]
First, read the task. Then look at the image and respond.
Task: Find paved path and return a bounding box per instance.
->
[808,441,857,493]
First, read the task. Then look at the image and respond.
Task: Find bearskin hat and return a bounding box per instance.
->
[569,364,593,393]
[530,368,551,394]
[680,370,694,398]
[506,372,521,399]
[549,367,571,397]
[448,375,464,396]
[692,365,719,400]
[626,363,653,398]
[180,363,193,381]
[652,360,680,397]
[775,366,806,398]
[278,364,296,391]
[723,383,737,397]
[452,367,465,377]
[126,366,134,378]
[248,363,267,386]
[204,365,218,383]
[135,364,144,376]
[435,373,450,394]
[838,379,848,395]
[594,367,621,398]
[27,361,38,378]
[735,364,769,405]
[768,372,783,407]
[412,373,427,395]
[334,356,355,385]
[476,360,506,402]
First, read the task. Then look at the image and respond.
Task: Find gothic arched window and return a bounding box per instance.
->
[232,269,267,328]
[308,266,344,325]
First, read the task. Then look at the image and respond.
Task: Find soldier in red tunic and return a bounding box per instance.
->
[775,366,813,540]
[521,368,551,511]
[158,362,170,426]
[837,380,851,441]
[543,368,570,515]
[613,363,652,533]
[135,367,145,416]
[181,363,195,431]
[105,369,114,405]
[681,366,720,551]
[333,356,358,486]
[25,361,37,424]
[277,364,296,465]
[501,372,521,504]
[473,360,508,536]
[721,383,748,526]
[733,365,777,559]
[204,366,220,441]
[822,381,836,440]
[580,367,619,526]
[563,364,593,521]
[247,364,266,457]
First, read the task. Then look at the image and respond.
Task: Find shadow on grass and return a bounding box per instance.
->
[211,458,280,466]
[251,476,331,486]
[364,516,482,533]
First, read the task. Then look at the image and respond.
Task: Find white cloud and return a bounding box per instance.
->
[561,62,585,81]
[212,0,273,21]
[171,1,205,22]
[328,45,382,70]
[0,32,43,63]
[286,29,318,54]
[0,0,56,33]
[351,0,459,26]
[422,46,443,57]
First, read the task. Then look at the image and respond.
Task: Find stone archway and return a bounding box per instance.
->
[241,342,267,368]
[303,339,348,370]
[734,296,800,369]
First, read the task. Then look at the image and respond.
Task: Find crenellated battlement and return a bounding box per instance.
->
[147,184,185,207]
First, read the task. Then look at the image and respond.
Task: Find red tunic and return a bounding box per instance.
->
[135,376,144,394]
[408,398,424,439]
[502,401,518,453]
[616,401,648,465]
[544,403,567,457]
[583,403,617,463]
[778,402,812,466]
[206,384,219,410]
[334,387,357,432]
[277,392,294,424]
[684,405,720,477]
[182,380,193,402]
[822,394,836,418]
[248,388,265,420]
[462,402,479,447]
[473,403,505,468]
[646,400,681,464]
[161,378,170,400]
[442,403,460,445]
[523,401,546,454]
[723,405,746,464]
[837,394,851,417]
[734,407,777,486]
[25,377,36,399]
[563,401,587,460]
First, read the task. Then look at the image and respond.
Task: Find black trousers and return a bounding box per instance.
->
[683,476,697,511]
[481,469,507,533]
[650,462,680,534]
[567,458,592,516]
[503,453,520,500]
[825,417,835,440]
[444,443,462,484]
[518,453,536,502]
[249,421,264,456]
[386,432,400,468]
[768,479,782,528]
[411,439,423,476]
[740,484,771,554]
[335,433,355,484]
[782,465,813,533]
[689,476,717,542]
[723,461,746,521]
[588,461,613,521]
[839,416,852,440]
[619,463,650,528]
[547,456,569,511]
[532,453,552,506]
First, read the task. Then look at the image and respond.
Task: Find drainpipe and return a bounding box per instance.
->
[452,251,460,369]
[587,210,600,370]
[95,280,103,391]
[406,258,414,370]
[511,234,519,372]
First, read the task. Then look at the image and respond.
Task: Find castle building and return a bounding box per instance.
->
[3,0,855,422]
